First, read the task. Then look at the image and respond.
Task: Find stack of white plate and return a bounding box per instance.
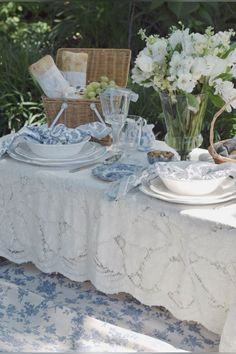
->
[140,177,236,205]
[8,139,107,168]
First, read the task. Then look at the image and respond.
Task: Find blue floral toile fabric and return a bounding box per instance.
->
[0,260,219,352]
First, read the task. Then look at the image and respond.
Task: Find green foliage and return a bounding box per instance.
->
[0,1,50,136]
[47,0,132,50]
[147,1,236,34]
[0,2,51,47]
[0,0,236,146]
[201,101,236,148]
[0,39,47,136]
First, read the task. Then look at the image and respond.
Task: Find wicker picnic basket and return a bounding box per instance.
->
[208,96,236,164]
[42,48,131,145]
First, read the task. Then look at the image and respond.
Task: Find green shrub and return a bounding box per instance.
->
[0,0,235,146]
[0,2,51,136]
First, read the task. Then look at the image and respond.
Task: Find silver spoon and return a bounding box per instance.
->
[103,152,123,164]
[50,102,68,129]
[90,103,106,126]
[69,152,123,173]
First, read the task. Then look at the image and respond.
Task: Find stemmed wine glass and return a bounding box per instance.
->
[99,87,138,152]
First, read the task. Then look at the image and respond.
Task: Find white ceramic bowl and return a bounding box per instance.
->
[159,175,227,196]
[26,136,90,159]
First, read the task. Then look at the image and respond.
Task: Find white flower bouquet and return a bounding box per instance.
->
[132,26,236,159]
[132,26,236,111]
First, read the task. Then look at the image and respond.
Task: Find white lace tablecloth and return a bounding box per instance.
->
[0,140,236,342]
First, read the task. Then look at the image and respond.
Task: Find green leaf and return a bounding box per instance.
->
[209,93,225,108]
[221,41,236,59]
[186,93,200,113]
[216,73,233,82]
[167,2,200,19]
[197,6,214,26]
[150,0,165,10]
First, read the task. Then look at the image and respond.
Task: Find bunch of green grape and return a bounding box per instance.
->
[83,76,116,100]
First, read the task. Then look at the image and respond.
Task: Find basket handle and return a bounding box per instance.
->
[209,96,236,156]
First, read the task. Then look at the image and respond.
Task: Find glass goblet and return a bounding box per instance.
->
[99,87,139,152]
[119,115,144,161]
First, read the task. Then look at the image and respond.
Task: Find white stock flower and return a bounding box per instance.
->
[176,73,196,93]
[203,55,228,77]
[214,78,236,111]
[227,48,236,65]
[192,33,208,55]
[230,65,236,77]
[169,28,191,52]
[169,52,193,78]
[149,38,167,63]
[191,57,206,80]
[132,26,236,101]
[211,31,232,50]
[131,66,153,87]
[135,50,153,73]
[169,29,184,50]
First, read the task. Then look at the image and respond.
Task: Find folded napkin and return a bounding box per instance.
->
[139,122,156,151]
[155,161,236,180]
[60,51,88,88]
[29,55,72,99]
[0,122,111,158]
[106,165,158,201]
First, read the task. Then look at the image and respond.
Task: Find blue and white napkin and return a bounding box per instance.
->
[106,165,158,201]
[0,122,111,158]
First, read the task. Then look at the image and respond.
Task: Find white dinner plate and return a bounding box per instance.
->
[14,141,98,163]
[149,176,235,201]
[8,142,107,167]
[139,179,236,205]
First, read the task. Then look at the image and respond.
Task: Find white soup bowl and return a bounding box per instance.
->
[159,175,227,196]
[26,136,90,159]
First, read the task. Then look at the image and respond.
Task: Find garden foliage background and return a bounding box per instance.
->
[0,0,236,146]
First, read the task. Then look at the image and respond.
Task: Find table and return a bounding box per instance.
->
[0,142,236,339]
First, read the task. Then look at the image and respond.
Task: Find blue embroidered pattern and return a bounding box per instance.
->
[0,260,219,352]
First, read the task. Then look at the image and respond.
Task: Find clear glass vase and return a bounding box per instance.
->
[160,92,208,160]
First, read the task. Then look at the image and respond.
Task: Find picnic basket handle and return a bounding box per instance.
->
[209,96,236,156]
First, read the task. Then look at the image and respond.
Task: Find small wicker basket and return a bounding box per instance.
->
[42,48,131,145]
[208,96,236,164]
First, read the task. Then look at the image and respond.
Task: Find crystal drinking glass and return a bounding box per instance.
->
[99,88,139,152]
[119,115,143,152]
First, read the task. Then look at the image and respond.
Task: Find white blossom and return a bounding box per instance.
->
[176,73,196,93]
[131,66,153,87]
[135,51,153,73]
[230,65,236,77]
[192,33,208,55]
[169,52,193,78]
[191,57,206,80]
[227,48,236,65]
[203,55,228,77]
[169,28,190,51]
[149,38,168,63]
[132,26,236,108]
[211,31,233,50]
[213,79,236,111]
